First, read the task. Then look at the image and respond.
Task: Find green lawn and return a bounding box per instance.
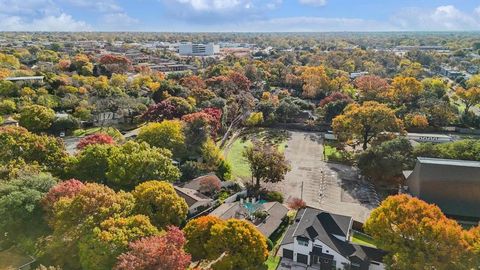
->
[350,231,377,248]
[225,138,253,179]
[225,128,290,180]
[0,247,34,270]
[324,144,341,161]
[73,127,103,137]
[265,256,281,270]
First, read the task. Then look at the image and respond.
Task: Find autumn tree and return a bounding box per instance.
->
[141,97,193,122]
[19,105,56,132]
[318,92,353,123]
[0,126,68,174]
[243,142,291,190]
[77,133,116,150]
[332,101,404,150]
[47,183,135,268]
[136,120,185,158]
[365,195,473,270]
[300,66,331,98]
[114,226,191,270]
[133,181,188,229]
[78,215,159,270]
[455,86,480,114]
[354,75,389,101]
[183,216,224,261]
[199,176,222,195]
[106,141,181,190]
[388,76,424,106]
[43,179,85,221]
[98,54,132,75]
[206,219,268,270]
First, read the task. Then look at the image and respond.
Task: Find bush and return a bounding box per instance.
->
[50,116,80,136]
[266,238,274,251]
[288,197,306,210]
[265,191,284,203]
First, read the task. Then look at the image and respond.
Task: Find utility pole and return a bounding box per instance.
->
[301,181,304,200]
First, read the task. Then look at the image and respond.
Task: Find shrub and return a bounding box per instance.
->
[265,191,284,203]
[288,197,306,210]
[266,238,274,251]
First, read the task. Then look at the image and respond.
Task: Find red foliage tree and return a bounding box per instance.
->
[180,75,206,90]
[99,54,132,74]
[141,100,178,122]
[77,133,115,150]
[114,226,191,270]
[199,176,222,194]
[354,75,389,101]
[318,92,353,107]
[43,179,85,214]
[288,197,306,210]
[182,108,222,136]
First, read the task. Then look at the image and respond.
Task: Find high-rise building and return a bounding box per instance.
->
[178,43,220,56]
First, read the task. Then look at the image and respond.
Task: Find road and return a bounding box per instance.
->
[268,131,377,222]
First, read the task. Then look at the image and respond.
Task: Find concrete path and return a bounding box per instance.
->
[270,131,375,223]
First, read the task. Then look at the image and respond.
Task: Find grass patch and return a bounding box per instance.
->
[265,256,281,270]
[0,247,34,270]
[324,144,341,161]
[73,127,102,137]
[225,128,290,180]
[226,138,253,179]
[350,231,377,248]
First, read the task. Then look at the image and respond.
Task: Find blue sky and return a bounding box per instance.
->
[0,0,479,32]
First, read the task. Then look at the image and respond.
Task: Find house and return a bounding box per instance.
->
[174,186,213,215]
[404,157,480,224]
[210,200,289,237]
[279,207,385,270]
[182,174,222,192]
[1,117,19,127]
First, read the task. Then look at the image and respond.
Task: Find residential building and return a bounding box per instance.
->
[210,200,288,237]
[174,186,213,215]
[1,117,19,127]
[279,207,385,270]
[404,157,480,224]
[179,43,220,56]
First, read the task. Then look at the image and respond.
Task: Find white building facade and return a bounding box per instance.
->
[178,43,220,56]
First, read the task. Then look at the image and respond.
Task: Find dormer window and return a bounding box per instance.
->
[297,238,309,246]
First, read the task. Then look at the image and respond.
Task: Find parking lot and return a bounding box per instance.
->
[269,131,379,222]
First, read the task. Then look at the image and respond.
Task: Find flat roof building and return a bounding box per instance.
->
[405,157,480,222]
[179,43,219,56]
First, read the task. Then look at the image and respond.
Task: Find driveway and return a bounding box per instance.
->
[268,131,377,223]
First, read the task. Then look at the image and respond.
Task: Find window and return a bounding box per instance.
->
[297,238,308,246]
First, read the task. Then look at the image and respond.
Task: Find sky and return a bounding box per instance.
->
[0,0,479,32]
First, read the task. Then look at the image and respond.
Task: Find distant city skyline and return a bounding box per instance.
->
[0,0,479,32]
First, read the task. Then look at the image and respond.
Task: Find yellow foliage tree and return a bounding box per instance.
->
[332,101,404,150]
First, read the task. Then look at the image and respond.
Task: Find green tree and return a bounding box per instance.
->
[357,138,413,186]
[19,105,56,132]
[243,142,291,190]
[332,101,404,150]
[106,141,181,189]
[136,120,185,158]
[133,181,188,229]
[0,172,57,244]
[67,144,113,183]
[0,99,17,114]
[78,215,159,270]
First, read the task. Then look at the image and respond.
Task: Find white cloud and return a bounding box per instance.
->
[475,6,480,16]
[63,0,122,12]
[0,0,60,15]
[101,12,140,30]
[0,13,91,31]
[174,0,242,11]
[298,0,326,7]
[391,5,480,31]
